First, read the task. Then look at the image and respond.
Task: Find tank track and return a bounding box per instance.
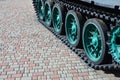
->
[32,0,120,70]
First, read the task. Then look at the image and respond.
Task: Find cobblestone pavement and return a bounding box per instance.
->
[0,0,120,80]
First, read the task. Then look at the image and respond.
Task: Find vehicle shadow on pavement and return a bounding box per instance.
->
[104,70,120,77]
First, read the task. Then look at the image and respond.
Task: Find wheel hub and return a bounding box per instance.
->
[90,31,99,46]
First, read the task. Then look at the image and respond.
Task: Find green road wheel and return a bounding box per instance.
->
[109,26,120,63]
[52,4,65,34]
[38,0,44,20]
[82,19,108,64]
[65,10,82,47]
[44,0,53,27]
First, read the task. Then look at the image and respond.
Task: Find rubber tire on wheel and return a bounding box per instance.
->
[44,0,54,27]
[52,3,66,35]
[82,18,108,65]
[65,10,83,47]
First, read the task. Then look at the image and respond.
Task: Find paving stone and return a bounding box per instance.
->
[28,73,33,77]
[16,78,21,80]
[65,77,73,80]
[0,0,120,80]
[7,71,16,75]
[21,77,31,80]
[0,75,7,79]
[23,74,28,77]
[61,74,67,78]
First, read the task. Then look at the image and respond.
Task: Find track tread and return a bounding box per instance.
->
[32,0,120,70]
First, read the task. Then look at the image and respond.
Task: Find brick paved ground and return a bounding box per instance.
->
[0,0,120,80]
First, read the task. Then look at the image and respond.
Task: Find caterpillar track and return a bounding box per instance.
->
[32,0,120,70]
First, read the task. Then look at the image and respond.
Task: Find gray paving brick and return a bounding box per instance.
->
[28,73,32,77]
[11,65,19,68]
[30,70,34,73]
[23,73,28,77]
[21,77,31,80]
[44,72,54,75]
[60,78,66,80]
[16,78,21,80]
[65,77,73,80]
[7,71,16,75]
[78,77,84,80]
[0,75,7,79]
[61,74,67,77]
